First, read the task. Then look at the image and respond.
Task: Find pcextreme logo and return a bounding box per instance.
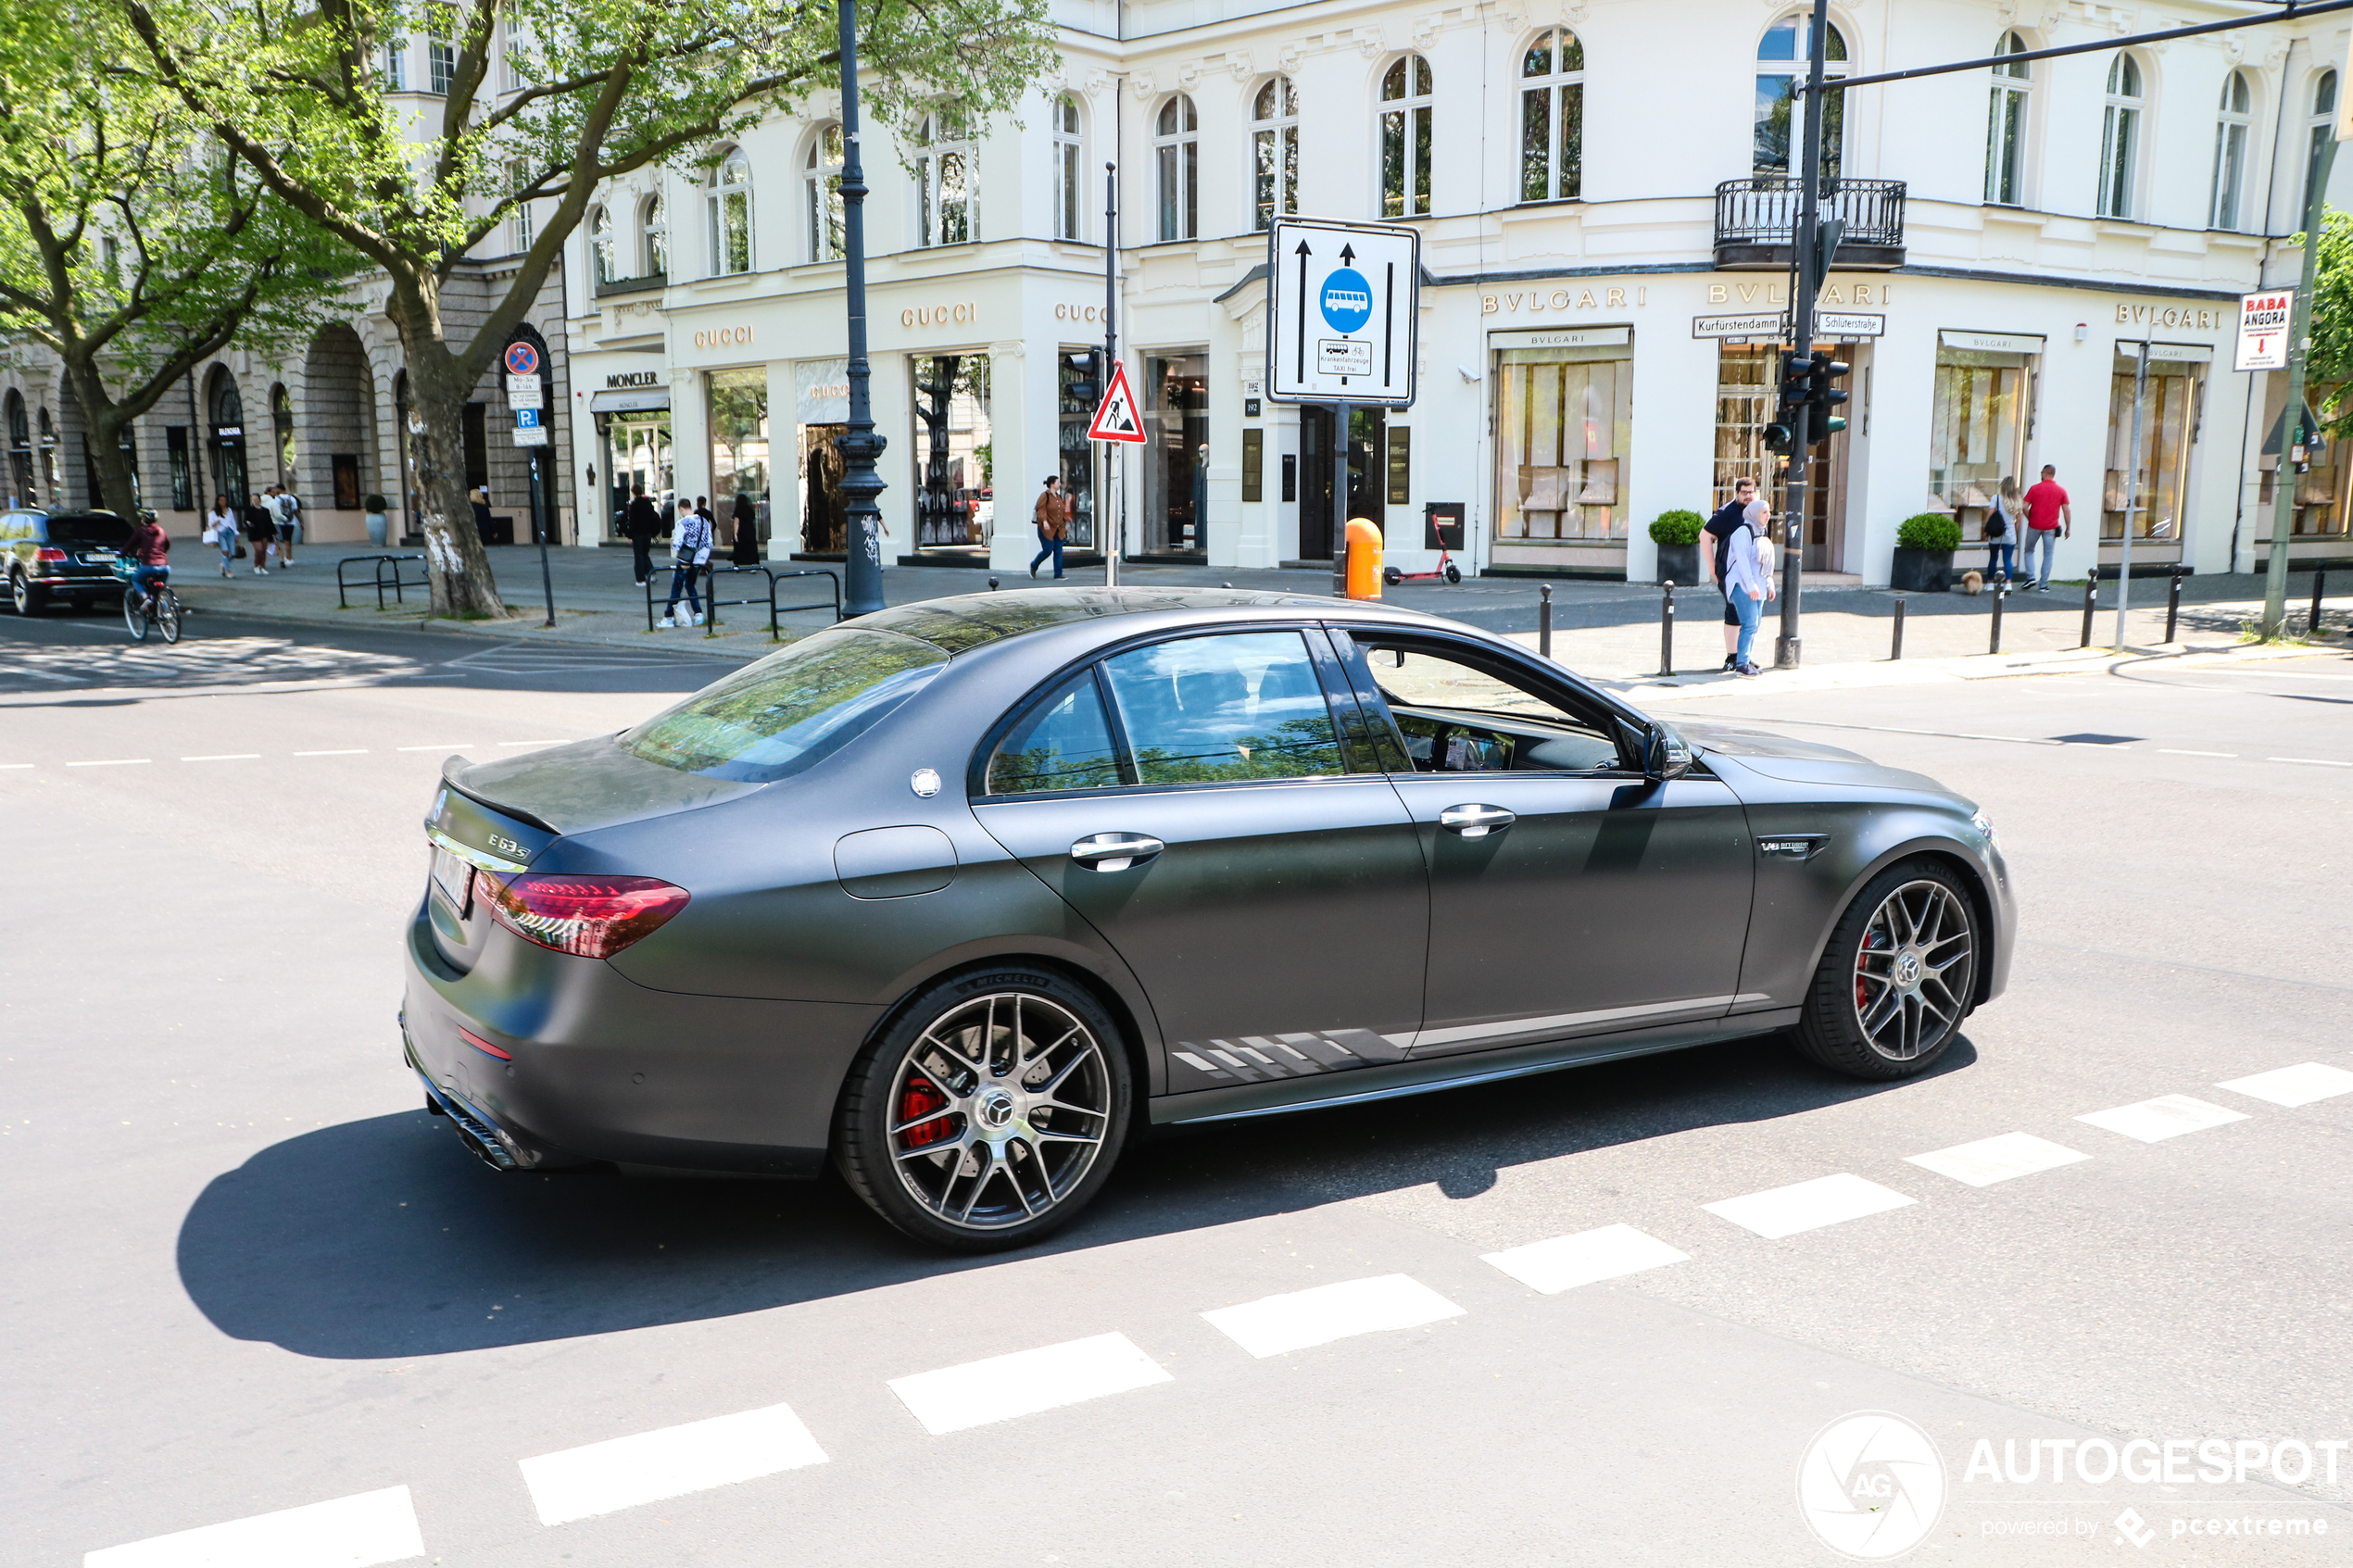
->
[1796,1411,1947,1561]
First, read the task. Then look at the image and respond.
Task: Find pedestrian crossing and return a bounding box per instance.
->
[81,1054,2353,1563]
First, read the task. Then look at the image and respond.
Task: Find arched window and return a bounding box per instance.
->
[1380,55,1434,218]
[2097,54,2143,219]
[1984,31,2030,205]
[1520,30,1584,202]
[1051,95,1084,241]
[1154,94,1198,242]
[2307,69,2339,215]
[2211,69,2253,231]
[588,205,615,283]
[916,106,975,246]
[1250,76,1298,232]
[805,123,845,261]
[1755,13,1847,177]
[209,376,241,430]
[707,148,752,274]
[641,194,667,277]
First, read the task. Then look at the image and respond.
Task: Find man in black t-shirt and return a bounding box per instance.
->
[623,484,662,586]
[1701,477,1757,671]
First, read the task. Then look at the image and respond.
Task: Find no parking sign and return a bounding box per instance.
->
[503,340,541,379]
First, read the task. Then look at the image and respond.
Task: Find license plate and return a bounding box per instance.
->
[430,845,474,915]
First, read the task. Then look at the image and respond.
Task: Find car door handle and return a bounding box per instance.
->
[1069,833,1164,872]
[1438,804,1516,838]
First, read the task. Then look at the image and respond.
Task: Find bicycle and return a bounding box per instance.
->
[114,561,182,644]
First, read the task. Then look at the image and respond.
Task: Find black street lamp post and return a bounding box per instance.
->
[836,0,887,617]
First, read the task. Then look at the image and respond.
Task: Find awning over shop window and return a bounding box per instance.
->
[590,388,672,413]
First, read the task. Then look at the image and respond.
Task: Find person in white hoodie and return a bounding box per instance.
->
[658,497,711,627]
[1725,495,1778,676]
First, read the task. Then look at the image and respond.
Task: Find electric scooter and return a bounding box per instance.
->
[1383,546,1462,586]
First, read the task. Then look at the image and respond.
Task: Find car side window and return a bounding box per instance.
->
[985,670,1126,794]
[1344,634,1629,774]
[1101,631,1344,785]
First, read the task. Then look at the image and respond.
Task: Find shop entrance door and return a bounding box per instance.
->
[1711,343,1848,572]
[1299,407,1385,561]
[800,424,848,554]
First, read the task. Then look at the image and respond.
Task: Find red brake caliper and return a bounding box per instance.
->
[898,1077,953,1148]
[1856,930,1887,1010]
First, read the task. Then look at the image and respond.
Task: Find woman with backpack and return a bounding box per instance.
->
[1984,477,2019,583]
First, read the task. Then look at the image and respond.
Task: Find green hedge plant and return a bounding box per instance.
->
[1648,509,1705,546]
[1897,512,1962,552]
[363,494,389,512]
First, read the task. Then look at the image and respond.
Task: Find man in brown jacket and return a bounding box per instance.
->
[1029,474,1069,579]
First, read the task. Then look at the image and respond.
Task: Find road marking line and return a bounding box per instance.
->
[2269,756,2350,767]
[888,1332,1171,1436]
[1482,1223,1691,1295]
[66,759,150,767]
[2076,1094,2250,1143]
[2158,749,2237,758]
[83,1485,423,1568]
[0,762,31,770]
[518,1401,827,1526]
[1905,1132,2091,1187]
[1702,1173,1916,1239]
[291,749,369,757]
[396,744,472,751]
[181,755,260,762]
[1202,1273,1465,1359]
[2216,1062,2353,1108]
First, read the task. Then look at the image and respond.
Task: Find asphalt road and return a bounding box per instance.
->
[5,608,2349,1566]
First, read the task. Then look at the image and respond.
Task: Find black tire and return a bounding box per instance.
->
[835,965,1132,1251]
[1443,564,1462,583]
[1794,859,1979,1080]
[122,587,149,640]
[10,571,44,616]
[156,590,182,644]
[1382,566,1402,586]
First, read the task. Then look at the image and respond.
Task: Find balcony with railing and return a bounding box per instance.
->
[1713,178,1906,270]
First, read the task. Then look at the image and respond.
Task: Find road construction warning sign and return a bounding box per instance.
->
[1088,362,1146,444]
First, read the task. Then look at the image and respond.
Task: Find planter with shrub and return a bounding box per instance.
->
[1648,508,1705,586]
[1891,512,1960,592]
[362,493,391,548]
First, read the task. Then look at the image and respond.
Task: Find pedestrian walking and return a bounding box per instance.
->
[658,498,711,627]
[1029,475,1070,579]
[264,484,300,566]
[1700,476,1758,671]
[2022,463,2070,589]
[1983,477,2019,582]
[470,487,496,539]
[203,495,240,577]
[730,491,761,566]
[624,484,661,586]
[243,492,276,573]
[1725,495,1777,676]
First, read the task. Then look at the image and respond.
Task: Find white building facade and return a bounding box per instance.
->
[561,0,2353,586]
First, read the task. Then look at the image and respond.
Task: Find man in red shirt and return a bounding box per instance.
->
[2021,463,2070,589]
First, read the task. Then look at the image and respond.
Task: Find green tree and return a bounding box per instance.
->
[116,0,1055,617]
[0,0,355,522]
[2303,207,2353,433]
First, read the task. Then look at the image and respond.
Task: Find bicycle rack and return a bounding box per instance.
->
[644,564,844,639]
[337,553,431,610]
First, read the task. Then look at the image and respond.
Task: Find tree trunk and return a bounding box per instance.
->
[57,358,142,522]
[384,283,510,620]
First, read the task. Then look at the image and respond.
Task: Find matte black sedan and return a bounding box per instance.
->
[403,589,2011,1249]
[2,509,134,614]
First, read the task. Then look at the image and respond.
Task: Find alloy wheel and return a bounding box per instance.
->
[9,573,27,615]
[887,991,1113,1232]
[1851,879,1974,1060]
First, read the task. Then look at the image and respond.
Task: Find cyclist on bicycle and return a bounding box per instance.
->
[124,510,171,604]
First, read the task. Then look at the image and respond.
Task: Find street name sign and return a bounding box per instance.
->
[1087,362,1147,444]
[1266,217,1419,407]
[2235,291,2292,371]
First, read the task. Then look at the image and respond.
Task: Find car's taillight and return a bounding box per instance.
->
[34,546,66,563]
[478,872,689,960]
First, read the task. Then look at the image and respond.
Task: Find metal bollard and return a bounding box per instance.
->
[2311,568,2328,636]
[1540,583,1554,660]
[2080,572,2099,648]
[1891,597,1906,660]
[1988,575,2007,655]
[988,575,1000,592]
[2165,564,2183,644]
[1658,581,1675,677]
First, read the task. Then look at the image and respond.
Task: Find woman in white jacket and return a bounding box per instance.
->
[1726,497,1778,676]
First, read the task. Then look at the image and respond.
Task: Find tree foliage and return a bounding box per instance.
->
[114,0,1057,615]
[2298,209,2353,434]
[0,0,356,519]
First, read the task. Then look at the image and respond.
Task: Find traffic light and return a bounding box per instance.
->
[1764,350,1811,455]
[1806,350,1850,445]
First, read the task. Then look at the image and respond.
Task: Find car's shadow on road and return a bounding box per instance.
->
[178,1031,1973,1360]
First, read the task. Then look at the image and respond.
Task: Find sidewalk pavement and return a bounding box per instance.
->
[159,544,2349,696]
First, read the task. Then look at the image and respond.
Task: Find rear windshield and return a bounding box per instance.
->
[46,515,132,548]
[621,627,950,783]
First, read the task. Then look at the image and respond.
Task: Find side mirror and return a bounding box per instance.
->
[1644,724,1692,784]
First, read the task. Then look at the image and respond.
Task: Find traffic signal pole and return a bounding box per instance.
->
[1775,0,1833,669]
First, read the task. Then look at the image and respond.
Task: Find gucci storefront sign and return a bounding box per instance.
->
[902,303,977,328]
[693,325,754,349]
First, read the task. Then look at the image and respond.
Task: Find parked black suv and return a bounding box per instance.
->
[1,510,135,614]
